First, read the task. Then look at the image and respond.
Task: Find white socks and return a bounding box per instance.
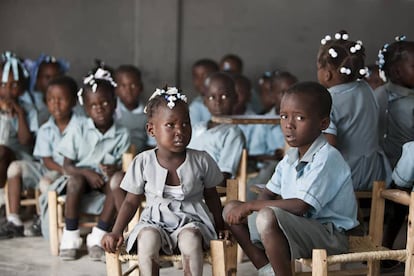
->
[258,263,275,276]
[60,229,82,250]
[86,226,107,248]
[7,213,23,226]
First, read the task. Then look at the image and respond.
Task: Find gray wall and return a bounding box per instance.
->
[1,0,414,101]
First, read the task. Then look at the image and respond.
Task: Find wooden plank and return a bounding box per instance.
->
[211,114,280,125]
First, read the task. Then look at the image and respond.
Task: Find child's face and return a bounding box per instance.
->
[271,78,296,110]
[280,93,329,157]
[46,84,75,122]
[0,70,25,100]
[192,65,210,95]
[220,59,241,74]
[204,79,236,116]
[83,87,116,132]
[233,80,251,114]
[393,51,414,89]
[147,101,191,154]
[36,63,61,93]
[115,72,142,109]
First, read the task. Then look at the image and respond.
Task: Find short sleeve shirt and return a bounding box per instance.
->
[392,141,414,190]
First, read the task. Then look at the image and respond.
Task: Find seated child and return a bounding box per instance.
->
[246,71,298,200]
[375,36,414,168]
[114,64,148,153]
[25,54,69,124]
[219,53,243,74]
[0,76,80,239]
[317,30,391,190]
[0,51,38,212]
[101,87,225,275]
[57,68,130,261]
[188,72,245,182]
[189,58,219,126]
[382,141,414,252]
[223,81,359,275]
[364,64,385,90]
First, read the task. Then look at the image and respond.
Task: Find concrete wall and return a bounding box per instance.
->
[1,0,413,101]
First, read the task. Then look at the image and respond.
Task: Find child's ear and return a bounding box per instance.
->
[320,116,330,131]
[146,122,155,137]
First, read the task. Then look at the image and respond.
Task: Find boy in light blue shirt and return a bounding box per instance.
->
[223,82,358,276]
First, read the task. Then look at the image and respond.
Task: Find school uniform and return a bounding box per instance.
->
[121,148,223,253]
[375,82,414,168]
[248,135,359,259]
[324,80,391,190]
[188,121,245,177]
[189,96,211,126]
[114,98,148,153]
[392,141,414,190]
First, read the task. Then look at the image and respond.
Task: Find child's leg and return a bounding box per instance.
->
[177,228,203,276]
[222,201,269,269]
[0,145,15,188]
[109,171,126,211]
[137,227,161,276]
[5,161,24,217]
[256,207,291,276]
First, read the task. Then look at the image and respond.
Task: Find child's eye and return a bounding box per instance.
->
[166,123,174,128]
[207,96,214,101]
[280,114,288,120]
[296,116,304,121]
[221,94,228,100]
[102,101,109,107]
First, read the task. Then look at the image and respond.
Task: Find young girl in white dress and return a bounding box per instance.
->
[102,87,226,276]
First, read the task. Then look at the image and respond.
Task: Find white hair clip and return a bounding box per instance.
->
[395,35,407,42]
[144,86,188,113]
[340,67,351,75]
[321,35,332,45]
[328,48,338,58]
[335,33,349,40]
[359,67,368,76]
[77,68,117,105]
[350,41,363,54]
[1,51,29,83]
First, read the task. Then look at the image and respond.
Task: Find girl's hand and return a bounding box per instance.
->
[84,170,105,189]
[99,164,118,178]
[225,203,251,225]
[101,232,124,253]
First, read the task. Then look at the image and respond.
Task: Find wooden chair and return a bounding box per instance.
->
[105,179,240,276]
[4,181,40,216]
[295,180,414,276]
[48,148,136,256]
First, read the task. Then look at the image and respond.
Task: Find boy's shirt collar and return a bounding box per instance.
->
[85,117,116,138]
[286,134,327,166]
[116,98,144,114]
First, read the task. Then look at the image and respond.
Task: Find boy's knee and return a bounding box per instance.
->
[256,207,277,234]
[7,161,23,178]
[222,200,243,222]
[138,227,161,255]
[66,174,86,194]
[109,171,124,191]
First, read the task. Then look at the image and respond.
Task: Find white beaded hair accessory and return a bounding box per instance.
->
[144,86,188,113]
[1,51,29,83]
[377,35,407,82]
[328,48,338,58]
[359,67,368,76]
[77,68,117,105]
[321,35,331,45]
[334,32,349,40]
[350,40,363,54]
[339,67,352,75]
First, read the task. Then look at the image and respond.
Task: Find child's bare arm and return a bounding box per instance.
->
[11,101,34,146]
[63,157,105,189]
[102,192,144,253]
[204,186,225,232]
[42,157,64,174]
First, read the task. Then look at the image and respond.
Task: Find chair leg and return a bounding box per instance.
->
[405,192,414,276]
[211,239,235,276]
[48,191,59,256]
[4,181,10,216]
[105,252,122,276]
[312,249,328,276]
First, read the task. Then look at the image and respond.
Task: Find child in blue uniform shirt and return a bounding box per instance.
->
[375,36,414,168]
[188,72,245,181]
[223,82,359,276]
[57,68,130,261]
[0,76,81,239]
[317,30,391,190]
[0,51,38,210]
[189,59,219,126]
[114,65,149,153]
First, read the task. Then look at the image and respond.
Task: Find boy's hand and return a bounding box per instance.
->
[84,170,105,189]
[101,232,124,253]
[225,203,251,225]
[99,164,118,178]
